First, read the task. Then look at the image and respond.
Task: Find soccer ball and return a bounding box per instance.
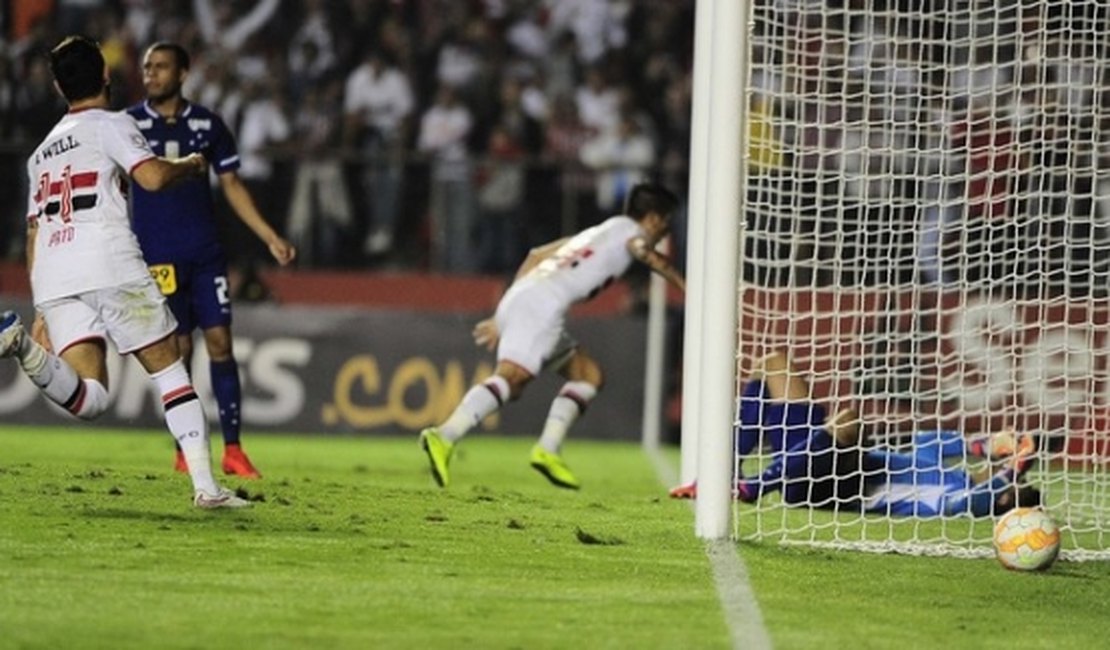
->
[993,507,1061,571]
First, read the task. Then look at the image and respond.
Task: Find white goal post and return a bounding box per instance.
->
[676,0,1110,559]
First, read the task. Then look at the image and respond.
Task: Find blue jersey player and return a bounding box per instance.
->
[858,430,1039,517]
[670,351,1040,517]
[668,351,864,502]
[127,42,296,479]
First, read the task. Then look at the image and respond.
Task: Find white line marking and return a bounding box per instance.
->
[646,446,773,650]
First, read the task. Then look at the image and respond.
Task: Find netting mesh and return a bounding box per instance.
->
[734,0,1110,560]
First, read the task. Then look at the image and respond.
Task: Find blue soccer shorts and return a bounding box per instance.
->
[149,247,232,334]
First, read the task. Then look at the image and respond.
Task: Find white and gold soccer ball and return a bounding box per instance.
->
[993,507,1061,571]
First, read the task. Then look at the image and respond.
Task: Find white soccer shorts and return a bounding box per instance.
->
[494,287,576,376]
[37,278,178,355]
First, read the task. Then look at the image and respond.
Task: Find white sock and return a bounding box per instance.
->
[440,375,510,442]
[18,336,86,413]
[17,331,111,420]
[151,360,219,494]
[18,332,49,376]
[538,381,598,453]
[70,379,110,420]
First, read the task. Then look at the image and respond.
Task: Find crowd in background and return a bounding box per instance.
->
[0,0,695,275]
[3,0,1110,297]
[743,0,1110,296]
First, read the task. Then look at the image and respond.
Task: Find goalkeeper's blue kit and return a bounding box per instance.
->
[861,431,1016,517]
[734,383,1015,516]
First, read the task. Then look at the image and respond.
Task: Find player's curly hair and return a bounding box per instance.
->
[50,35,105,103]
[625,182,680,221]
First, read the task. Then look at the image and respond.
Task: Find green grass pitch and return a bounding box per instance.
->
[1,426,1108,649]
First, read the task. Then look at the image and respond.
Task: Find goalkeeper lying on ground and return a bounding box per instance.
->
[670,351,1040,517]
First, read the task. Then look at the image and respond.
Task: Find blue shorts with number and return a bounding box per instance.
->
[156,246,232,334]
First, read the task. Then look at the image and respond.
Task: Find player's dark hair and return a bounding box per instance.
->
[625,182,680,221]
[49,35,106,103]
[147,42,191,70]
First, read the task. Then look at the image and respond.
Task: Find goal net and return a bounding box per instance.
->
[734,0,1110,560]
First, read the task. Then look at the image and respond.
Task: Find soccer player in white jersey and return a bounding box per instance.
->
[0,35,248,509]
[420,182,686,489]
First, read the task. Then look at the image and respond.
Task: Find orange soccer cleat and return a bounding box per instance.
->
[174,449,188,473]
[222,444,262,479]
[669,481,698,499]
[668,480,757,502]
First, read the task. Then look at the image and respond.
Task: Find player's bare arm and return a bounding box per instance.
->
[23,215,49,350]
[130,152,207,191]
[474,236,574,352]
[514,237,570,280]
[218,172,297,266]
[23,216,51,349]
[25,215,37,274]
[627,236,686,292]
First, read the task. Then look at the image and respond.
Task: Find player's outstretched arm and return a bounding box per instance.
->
[131,153,208,191]
[514,237,570,281]
[627,237,685,292]
[218,171,297,266]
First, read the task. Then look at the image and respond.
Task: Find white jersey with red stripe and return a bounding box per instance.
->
[25,108,157,304]
[515,215,646,308]
[493,215,646,374]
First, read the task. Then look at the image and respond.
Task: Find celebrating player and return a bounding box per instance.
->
[670,351,1039,518]
[420,182,686,489]
[126,42,297,479]
[0,35,248,508]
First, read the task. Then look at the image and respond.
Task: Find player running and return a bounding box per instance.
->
[126,42,297,479]
[419,182,686,489]
[0,35,248,508]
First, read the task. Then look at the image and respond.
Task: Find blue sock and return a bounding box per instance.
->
[210,358,242,446]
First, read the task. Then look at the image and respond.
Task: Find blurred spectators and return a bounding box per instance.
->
[543,93,594,234]
[574,65,619,134]
[0,0,699,274]
[13,55,60,140]
[547,0,628,66]
[475,124,527,274]
[192,0,280,54]
[343,47,414,261]
[14,0,1106,300]
[418,83,476,273]
[579,110,655,221]
[2,0,1101,301]
[229,78,292,263]
[0,57,15,138]
[286,79,352,267]
[286,0,339,103]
